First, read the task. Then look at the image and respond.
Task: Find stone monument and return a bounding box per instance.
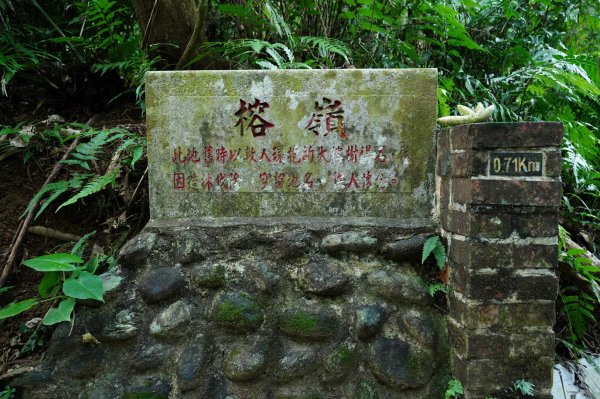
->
[10,69,561,399]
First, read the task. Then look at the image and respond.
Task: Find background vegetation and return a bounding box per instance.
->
[1,0,599,374]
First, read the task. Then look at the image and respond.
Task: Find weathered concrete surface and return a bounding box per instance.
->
[146,69,437,218]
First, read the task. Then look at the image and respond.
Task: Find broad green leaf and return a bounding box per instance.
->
[63,271,104,301]
[39,272,61,298]
[0,299,38,319]
[43,298,76,325]
[22,253,83,272]
[566,248,587,256]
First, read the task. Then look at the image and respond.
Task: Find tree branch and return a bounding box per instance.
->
[0,137,80,287]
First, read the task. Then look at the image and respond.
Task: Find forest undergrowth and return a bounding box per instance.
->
[0,0,599,395]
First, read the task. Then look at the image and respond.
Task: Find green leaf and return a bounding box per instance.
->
[71,230,96,258]
[433,243,447,269]
[422,235,440,264]
[0,286,14,295]
[255,60,278,70]
[63,271,104,301]
[0,299,38,319]
[39,272,61,298]
[43,298,76,325]
[428,283,447,296]
[22,253,83,272]
[57,170,118,211]
[445,378,464,399]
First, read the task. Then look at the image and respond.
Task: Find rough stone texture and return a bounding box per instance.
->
[381,234,429,261]
[279,306,340,341]
[192,262,227,288]
[19,220,447,399]
[321,232,378,253]
[298,258,350,295]
[223,338,268,382]
[355,305,387,340]
[368,336,434,388]
[177,333,207,391]
[368,270,430,305]
[149,300,191,336]
[138,266,186,303]
[146,69,437,219]
[14,75,563,399]
[211,291,264,333]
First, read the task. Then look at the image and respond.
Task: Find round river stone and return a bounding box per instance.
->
[138,267,185,303]
[211,291,264,333]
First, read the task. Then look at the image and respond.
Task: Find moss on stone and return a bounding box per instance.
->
[355,381,379,399]
[212,291,264,332]
[330,344,354,367]
[193,264,226,288]
[281,312,319,333]
[279,307,339,340]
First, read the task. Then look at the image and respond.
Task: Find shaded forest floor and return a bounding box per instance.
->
[0,82,149,378]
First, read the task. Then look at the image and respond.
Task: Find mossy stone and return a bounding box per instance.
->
[192,263,226,288]
[355,381,379,399]
[223,340,267,382]
[279,307,339,341]
[355,305,387,340]
[212,291,264,332]
[368,337,434,388]
[123,394,167,399]
[321,343,356,383]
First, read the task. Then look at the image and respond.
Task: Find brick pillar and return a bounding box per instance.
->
[437,122,563,399]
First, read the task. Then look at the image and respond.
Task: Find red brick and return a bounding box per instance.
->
[449,125,472,150]
[451,353,554,392]
[449,320,555,360]
[448,290,556,329]
[471,179,562,207]
[512,212,559,237]
[449,265,557,301]
[448,238,513,269]
[545,150,562,177]
[513,244,557,269]
[451,178,473,204]
[469,122,563,149]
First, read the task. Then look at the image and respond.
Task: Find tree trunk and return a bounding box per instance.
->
[132,0,199,65]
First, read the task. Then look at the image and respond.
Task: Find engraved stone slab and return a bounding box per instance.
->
[146,69,437,219]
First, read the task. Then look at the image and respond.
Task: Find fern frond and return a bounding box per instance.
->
[22,173,89,219]
[264,46,284,68]
[300,36,350,62]
[255,60,278,70]
[272,43,294,63]
[260,0,291,40]
[56,169,119,211]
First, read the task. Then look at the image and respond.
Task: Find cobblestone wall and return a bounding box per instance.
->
[14,219,449,399]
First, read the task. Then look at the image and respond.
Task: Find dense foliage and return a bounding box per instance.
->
[1,0,599,353]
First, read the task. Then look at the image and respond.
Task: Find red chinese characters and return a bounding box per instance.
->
[305,97,346,139]
[234,98,275,137]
